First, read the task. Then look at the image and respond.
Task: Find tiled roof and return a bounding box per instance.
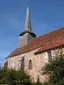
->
[6,27,64,59]
[34,39,64,54]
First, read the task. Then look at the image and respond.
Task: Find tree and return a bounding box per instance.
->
[42,57,64,85]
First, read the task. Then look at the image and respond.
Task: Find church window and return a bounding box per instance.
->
[29,60,32,70]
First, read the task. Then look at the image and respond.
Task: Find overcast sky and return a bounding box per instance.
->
[0,0,64,65]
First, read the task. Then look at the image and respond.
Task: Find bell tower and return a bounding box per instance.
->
[18,8,36,48]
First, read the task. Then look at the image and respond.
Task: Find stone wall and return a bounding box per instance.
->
[7,54,25,70]
[6,46,64,83]
[24,48,49,82]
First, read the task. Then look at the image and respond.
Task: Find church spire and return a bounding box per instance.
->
[18,7,36,48]
[24,7,31,31]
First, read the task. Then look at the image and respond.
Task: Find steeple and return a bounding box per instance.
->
[18,7,36,48]
[24,7,31,32]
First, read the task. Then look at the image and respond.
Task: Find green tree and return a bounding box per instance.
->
[42,57,64,85]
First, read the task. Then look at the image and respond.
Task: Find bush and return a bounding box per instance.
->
[5,69,31,85]
[0,61,8,84]
[0,65,31,85]
[42,57,64,85]
[0,67,6,84]
[32,76,43,85]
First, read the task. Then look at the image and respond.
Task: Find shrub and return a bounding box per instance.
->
[5,69,31,85]
[0,67,6,84]
[42,57,64,85]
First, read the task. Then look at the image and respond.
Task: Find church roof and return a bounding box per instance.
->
[6,27,64,59]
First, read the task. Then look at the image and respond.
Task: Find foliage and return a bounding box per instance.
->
[32,82,48,85]
[0,84,8,85]
[42,57,64,85]
[0,67,6,84]
[5,69,31,85]
[0,63,31,85]
[0,61,8,84]
[36,75,42,85]
[32,76,43,85]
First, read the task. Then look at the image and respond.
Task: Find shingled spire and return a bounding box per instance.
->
[18,8,36,48]
[24,7,31,32]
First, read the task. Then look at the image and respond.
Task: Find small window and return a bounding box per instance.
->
[29,60,32,70]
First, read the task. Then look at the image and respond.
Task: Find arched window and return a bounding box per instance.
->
[29,60,32,70]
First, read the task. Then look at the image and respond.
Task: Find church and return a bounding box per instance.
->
[5,8,64,82]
